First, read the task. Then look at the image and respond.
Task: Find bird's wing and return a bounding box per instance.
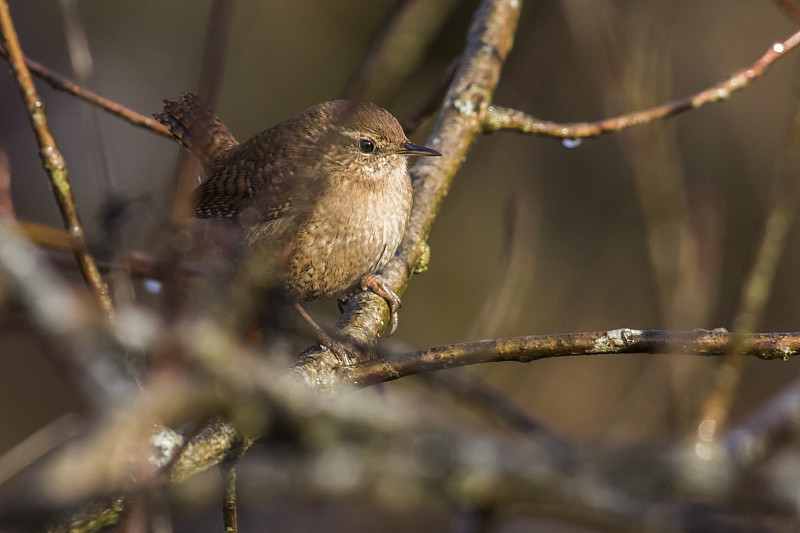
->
[192,157,298,221]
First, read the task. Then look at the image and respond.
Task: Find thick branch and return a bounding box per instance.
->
[481,27,800,138]
[291,0,524,377]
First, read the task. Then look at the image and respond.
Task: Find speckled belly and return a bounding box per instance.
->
[286,211,405,301]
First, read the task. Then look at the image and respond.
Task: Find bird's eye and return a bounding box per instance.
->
[358,139,375,154]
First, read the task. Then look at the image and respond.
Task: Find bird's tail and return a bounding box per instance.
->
[154,92,238,168]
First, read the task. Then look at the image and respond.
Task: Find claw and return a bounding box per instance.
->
[359,274,401,336]
[338,274,402,336]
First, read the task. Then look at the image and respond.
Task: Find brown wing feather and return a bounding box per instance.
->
[193,156,299,221]
[158,94,329,224]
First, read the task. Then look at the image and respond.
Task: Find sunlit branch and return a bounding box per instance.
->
[481,27,800,139]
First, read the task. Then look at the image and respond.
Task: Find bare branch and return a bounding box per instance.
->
[340,329,800,387]
[0,45,171,138]
[0,0,113,317]
[481,26,800,139]
[221,463,238,533]
[4,2,800,532]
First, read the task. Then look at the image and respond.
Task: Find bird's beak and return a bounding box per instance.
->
[400,142,441,157]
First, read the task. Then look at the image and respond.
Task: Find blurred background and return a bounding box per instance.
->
[2,0,800,531]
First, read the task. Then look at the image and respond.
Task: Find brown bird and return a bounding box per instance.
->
[155,93,440,344]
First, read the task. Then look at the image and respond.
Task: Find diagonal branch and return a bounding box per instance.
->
[0,45,171,138]
[0,0,114,317]
[481,26,800,139]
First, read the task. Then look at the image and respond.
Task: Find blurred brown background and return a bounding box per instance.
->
[2,0,800,530]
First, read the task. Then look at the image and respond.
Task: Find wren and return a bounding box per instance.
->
[155,93,440,339]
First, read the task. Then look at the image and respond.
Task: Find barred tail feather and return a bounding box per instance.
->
[154,92,238,168]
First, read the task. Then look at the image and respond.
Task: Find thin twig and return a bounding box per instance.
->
[0,148,13,218]
[401,56,458,134]
[481,26,800,139]
[340,0,459,103]
[0,44,171,138]
[467,191,539,340]
[57,0,115,194]
[340,329,800,387]
[0,0,114,317]
[221,464,238,533]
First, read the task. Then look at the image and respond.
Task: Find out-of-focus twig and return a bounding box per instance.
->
[468,191,539,340]
[0,0,114,317]
[563,3,718,434]
[45,418,248,533]
[0,413,82,488]
[340,0,459,103]
[57,0,115,193]
[480,27,800,139]
[776,0,800,22]
[171,0,234,220]
[401,56,458,134]
[724,374,800,468]
[0,148,13,218]
[423,371,572,450]
[0,219,131,405]
[17,220,71,253]
[695,108,800,446]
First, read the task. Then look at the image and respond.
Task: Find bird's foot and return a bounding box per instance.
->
[338,274,401,336]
